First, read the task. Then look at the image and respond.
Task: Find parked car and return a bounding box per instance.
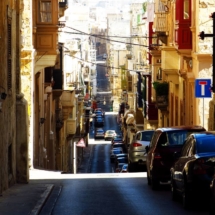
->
[210,171,215,214]
[94,116,104,127]
[128,130,154,171]
[110,148,123,162]
[94,110,105,118]
[112,142,126,152]
[94,108,105,116]
[120,164,128,173]
[111,135,123,144]
[104,130,117,141]
[170,131,215,209]
[94,128,105,139]
[114,153,128,164]
[115,157,128,172]
[115,163,125,173]
[145,125,206,190]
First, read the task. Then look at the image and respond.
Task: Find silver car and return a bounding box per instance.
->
[128,130,154,171]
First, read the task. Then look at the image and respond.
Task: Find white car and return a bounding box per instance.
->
[104,130,117,141]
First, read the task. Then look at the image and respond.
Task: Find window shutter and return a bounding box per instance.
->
[53,69,63,89]
[44,67,53,83]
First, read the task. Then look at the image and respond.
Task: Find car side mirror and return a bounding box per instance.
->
[145,145,149,153]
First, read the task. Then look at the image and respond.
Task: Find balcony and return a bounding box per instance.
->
[153,0,169,34]
[153,13,168,33]
[156,95,168,111]
[66,40,80,54]
[61,91,75,107]
[66,118,77,135]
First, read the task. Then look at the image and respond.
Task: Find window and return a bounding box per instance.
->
[39,0,52,23]
[141,131,154,141]
[157,132,168,147]
[183,0,190,20]
[167,131,187,145]
[196,136,215,153]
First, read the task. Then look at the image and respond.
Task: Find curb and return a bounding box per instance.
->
[30,184,54,215]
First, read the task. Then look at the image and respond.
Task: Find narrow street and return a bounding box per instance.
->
[37,58,209,215]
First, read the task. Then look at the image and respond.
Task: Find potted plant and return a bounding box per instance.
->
[152,81,169,96]
[152,81,169,110]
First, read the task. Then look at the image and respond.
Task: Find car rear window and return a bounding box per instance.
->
[139,131,154,141]
[97,131,104,133]
[108,131,114,134]
[157,130,196,147]
[196,136,215,153]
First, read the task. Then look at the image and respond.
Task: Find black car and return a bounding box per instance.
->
[145,125,206,190]
[114,153,128,166]
[111,135,123,145]
[94,128,105,139]
[94,109,105,118]
[170,131,215,209]
[94,116,104,127]
[115,157,128,170]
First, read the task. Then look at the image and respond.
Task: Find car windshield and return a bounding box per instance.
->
[107,131,114,134]
[196,136,215,153]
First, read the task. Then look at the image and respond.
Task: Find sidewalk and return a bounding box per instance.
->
[0,144,93,215]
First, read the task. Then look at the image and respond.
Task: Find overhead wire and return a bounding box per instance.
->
[62,26,153,48]
[64,53,149,73]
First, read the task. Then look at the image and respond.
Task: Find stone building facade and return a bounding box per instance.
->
[0,0,29,194]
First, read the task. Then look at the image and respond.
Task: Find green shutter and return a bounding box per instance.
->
[121,66,127,90]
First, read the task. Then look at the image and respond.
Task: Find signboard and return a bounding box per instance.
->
[76,138,86,147]
[195,79,212,98]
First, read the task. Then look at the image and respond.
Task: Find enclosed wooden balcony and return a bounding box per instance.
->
[153,0,169,34]
[33,0,59,56]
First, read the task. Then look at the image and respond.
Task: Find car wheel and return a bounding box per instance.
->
[150,173,159,190]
